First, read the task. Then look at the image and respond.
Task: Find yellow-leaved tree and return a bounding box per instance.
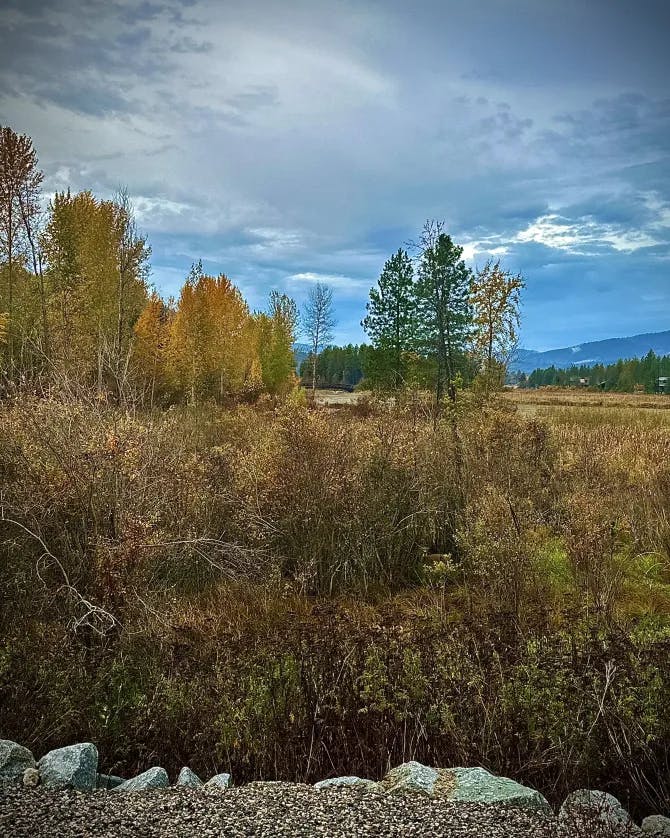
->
[41,189,150,389]
[166,263,256,403]
[469,259,524,391]
[133,292,172,407]
[255,290,298,396]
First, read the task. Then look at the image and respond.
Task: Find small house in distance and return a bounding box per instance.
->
[657,376,669,394]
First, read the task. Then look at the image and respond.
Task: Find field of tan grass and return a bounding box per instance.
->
[506,387,670,409]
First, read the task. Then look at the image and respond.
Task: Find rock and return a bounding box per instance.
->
[0,740,36,784]
[22,767,40,788]
[448,767,552,813]
[96,772,125,790]
[642,815,670,836]
[382,761,439,795]
[177,767,203,788]
[113,767,169,792]
[37,743,98,791]
[314,776,378,789]
[204,772,232,789]
[381,762,551,813]
[559,790,640,835]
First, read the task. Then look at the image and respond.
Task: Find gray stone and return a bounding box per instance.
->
[314,776,378,789]
[113,767,169,792]
[96,772,125,790]
[559,790,640,834]
[382,761,439,795]
[0,740,36,784]
[381,762,550,812]
[642,815,670,836]
[448,767,552,813]
[176,767,203,788]
[22,767,40,788]
[37,743,98,791]
[204,773,232,789]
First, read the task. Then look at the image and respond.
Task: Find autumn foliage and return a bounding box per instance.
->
[0,127,297,403]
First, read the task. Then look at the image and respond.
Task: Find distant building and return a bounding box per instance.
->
[657,376,669,394]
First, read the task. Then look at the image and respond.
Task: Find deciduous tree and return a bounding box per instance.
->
[257,290,298,395]
[470,259,524,390]
[302,282,336,393]
[0,126,44,364]
[133,292,170,406]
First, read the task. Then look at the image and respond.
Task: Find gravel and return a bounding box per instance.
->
[0,782,636,837]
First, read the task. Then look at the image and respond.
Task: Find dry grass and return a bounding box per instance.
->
[1,390,670,816]
[506,387,670,410]
[312,388,365,406]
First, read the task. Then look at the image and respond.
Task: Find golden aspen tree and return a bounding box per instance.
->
[42,190,149,385]
[204,273,251,398]
[469,259,524,390]
[166,264,204,403]
[133,292,169,407]
[0,126,43,366]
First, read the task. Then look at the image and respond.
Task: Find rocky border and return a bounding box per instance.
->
[2,740,668,835]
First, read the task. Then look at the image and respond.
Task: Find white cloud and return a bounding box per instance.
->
[516,213,659,253]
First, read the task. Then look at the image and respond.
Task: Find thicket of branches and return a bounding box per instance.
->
[1,395,670,816]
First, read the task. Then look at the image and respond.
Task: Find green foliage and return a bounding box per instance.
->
[524,349,670,393]
[299,343,366,388]
[362,248,418,389]
[415,231,473,403]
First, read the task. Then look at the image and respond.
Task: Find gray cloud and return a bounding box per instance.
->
[0,0,669,348]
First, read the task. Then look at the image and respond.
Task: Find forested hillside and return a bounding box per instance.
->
[522,350,670,392]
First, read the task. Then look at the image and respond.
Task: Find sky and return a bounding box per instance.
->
[1,0,669,350]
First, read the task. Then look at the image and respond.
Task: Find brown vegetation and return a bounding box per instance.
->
[1,390,670,818]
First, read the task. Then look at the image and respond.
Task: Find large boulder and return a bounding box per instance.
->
[315,776,377,790]
[448,767,551,813]
[381,762,550,813]
[204,773,232,789]
[559,790,641,835]
[176,767,203,788]
[113,767,169,792]
[38,743,98,791]
[0,740,36,784]
[642,815,670,836]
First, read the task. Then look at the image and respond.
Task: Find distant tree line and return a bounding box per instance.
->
[520,350,670,392]
[299,343,367,389]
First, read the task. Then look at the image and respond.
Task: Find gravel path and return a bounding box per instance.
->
[0,783,571,838]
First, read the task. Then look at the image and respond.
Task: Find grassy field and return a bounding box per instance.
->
[317,385,670,412]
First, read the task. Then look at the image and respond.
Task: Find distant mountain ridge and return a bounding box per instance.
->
[514,330,670,374]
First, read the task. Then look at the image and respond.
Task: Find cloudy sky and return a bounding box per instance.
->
[1,0,669,349]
